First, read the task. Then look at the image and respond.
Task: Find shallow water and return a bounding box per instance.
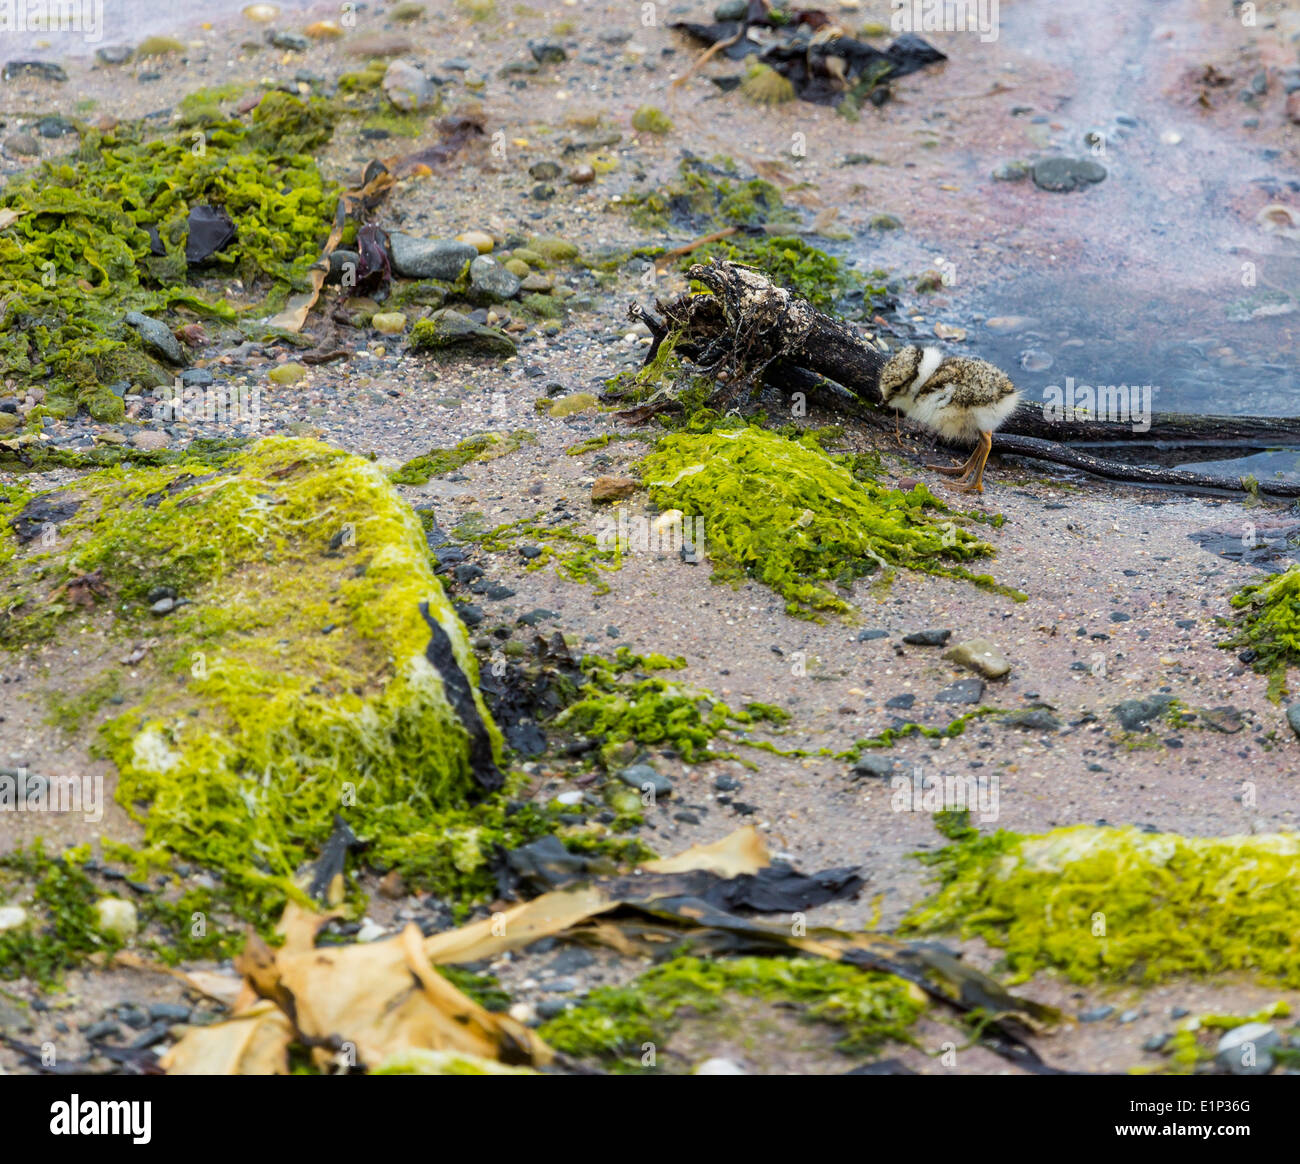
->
[852,0,1300,440]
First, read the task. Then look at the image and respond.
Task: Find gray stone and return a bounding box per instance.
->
[1031,156,1107,193]
[618,763,672,798]
[96,45,133,65]
[1112,694,1176,732]
[327,249,360,284]
[903,629,951,646]
[409,309,517,358]
[269,31,309,52]
[383,59,436,112]
[1002,708,1061,732]
[528,39,567,64]
[1079,1005,1114,1022]
[388,233,476,280]
[469,255,521,303]
[1215,1023,1279,1075]
[180,368,213,387]
[1286,703,1300,740]
[2,60,67,82]
[850,754,895,779]
[124,312,183,364]
[3,133,39,157]
[935,678,985,704]
[992,160,1030,181]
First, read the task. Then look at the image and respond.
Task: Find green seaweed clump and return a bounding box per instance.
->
[639,425,1021,619]
[0,98,338,418]
[0,843,118,986]
[903,823,1300,986]
[1,438,510,917]
[1221,564,1300,701]
[389,429,536,485]
[1149,1002,1291,1075]
[539,955,926,1072]
[553,651,788,769]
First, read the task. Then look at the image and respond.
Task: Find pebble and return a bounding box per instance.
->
[268,362,306,385]
[935,678,985,704]
[991,160,1030,181]
[4,133,39,157]
[457,230,495,254]
[2,60,67,82]
[95,45,134,65]
[902,629,952,646]
[269,31,309,52]
[528,39,567,65]
[1112,694,1175,732]
[371,312,407,334]
[388,233,477,280]
[1020,349,1053,372]
[0,906,26,931]
[1078,1005,1114,1022]
[1031,156,1107,193]
[132,430,170,451]
[124,312,184,364]
[1215,1023,1278,1075]
[94,897,138,940]
[695,1057,747,1074]
[568,163,596,184]
[943,637,1010,680]
[383,59,436,112]
[850,755,895,779]
[618,763,672,798]
[469,255,521,303]
[1286,703,1300,740]
[591,475,637,502]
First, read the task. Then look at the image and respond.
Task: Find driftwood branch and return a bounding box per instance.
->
[620,261,1300,496]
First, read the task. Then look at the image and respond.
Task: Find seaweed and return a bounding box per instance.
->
[0,98,338,419]
[638,424,1023,620]
[1220,564,1300,701]
[903,821,1300,986]
[538,954,926,1071]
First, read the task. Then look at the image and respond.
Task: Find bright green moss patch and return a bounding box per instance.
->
[0,843,118,987]
[638,425,1022,620]
[0,99,337,418]
[1221,564,1300,701]
[469,513,622,593]
[903,823,1300,986]
[2,437,514,918]
[389,429,536,485]
[684,234,887,316]
[554,651,788,769]
[538,955,926,1072]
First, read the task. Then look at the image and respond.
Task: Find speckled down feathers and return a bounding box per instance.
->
[879,345,1020,443]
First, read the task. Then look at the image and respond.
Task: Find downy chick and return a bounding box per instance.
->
[878,345,1019,493]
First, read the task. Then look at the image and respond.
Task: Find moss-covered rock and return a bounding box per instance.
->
[1,437,506,916]
[903,822,1300,986]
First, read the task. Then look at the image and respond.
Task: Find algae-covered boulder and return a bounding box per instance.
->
[904,824,1300,986]
[0,438,503,908]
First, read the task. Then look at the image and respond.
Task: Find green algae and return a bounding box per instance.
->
[2,437,510,918]
[389,429,536,485]
[0,99,338,419]
[1148,1002,1291,1075]
[554,651,788,769]
[903,821,1300,986]
[631,105,673,135]
[1221,564,1300,701]
[623,156,794,233]
[0,436,252,474]
[538,955,926,1072]
[638,425,1022,620]
[0,843,118,987]
[684,233,887,316]
[471,513,622,594]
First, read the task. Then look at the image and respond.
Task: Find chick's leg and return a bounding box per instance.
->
[927,439,982,479]
[948,431,993,493]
